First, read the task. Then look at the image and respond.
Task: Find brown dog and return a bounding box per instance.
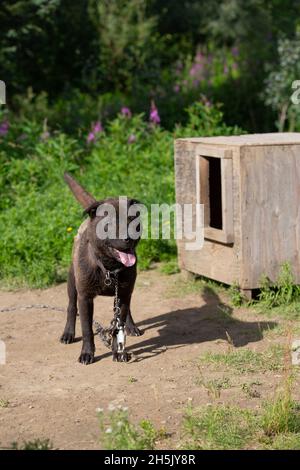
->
[60,173,142,364]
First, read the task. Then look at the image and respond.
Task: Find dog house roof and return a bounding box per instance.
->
[177,132,300,147]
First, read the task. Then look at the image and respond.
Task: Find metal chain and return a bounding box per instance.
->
[113,272,121,322]
[94,271,122,350]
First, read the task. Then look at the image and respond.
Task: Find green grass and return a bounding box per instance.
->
[11,439,52,450]
[241,381,262,399]
[229,263,300,319]
[263,433,300,449]
[257,263,300,308]
[254,301,300,320]
[98,405,167,450]
[0,398,9,408]
[196,376,232,399]
[198,345,284,374]
[128,376,138,383]
[183,374,300,449]
[261,377,300,437]
[221,266,300,322]
[228,282,248,307]
[183,404,256,450]
[159,260,180,275]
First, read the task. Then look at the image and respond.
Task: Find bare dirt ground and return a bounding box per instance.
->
[0,267,299,449]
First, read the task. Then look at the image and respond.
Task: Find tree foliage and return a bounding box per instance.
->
[1,0,300,130]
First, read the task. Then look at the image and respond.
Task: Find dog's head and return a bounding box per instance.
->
[84,197,142,268]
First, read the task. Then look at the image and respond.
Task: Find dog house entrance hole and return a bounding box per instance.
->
[200,156,223,230]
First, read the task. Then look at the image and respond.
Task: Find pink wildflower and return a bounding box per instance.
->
[0,120,9,136]
[121,107,132,118]
[128,134,136,144]
[87,132,96,143]
[93,121,103,133]
[87,121,103,143]
[149,101,160,125]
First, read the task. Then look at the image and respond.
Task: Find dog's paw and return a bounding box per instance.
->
[113,351,131,362]
[60,331,75,344]
[126,325,144,337]
[78,352,94,365]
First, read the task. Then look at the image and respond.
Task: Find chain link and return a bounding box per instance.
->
[94,271,123,350]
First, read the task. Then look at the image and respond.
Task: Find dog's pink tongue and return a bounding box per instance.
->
[117,250,136,267]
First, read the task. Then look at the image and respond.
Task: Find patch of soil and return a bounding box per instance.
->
[0,269,297,449]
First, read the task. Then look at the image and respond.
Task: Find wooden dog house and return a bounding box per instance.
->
[175,133,300,298]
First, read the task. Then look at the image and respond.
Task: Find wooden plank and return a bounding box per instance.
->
[204,227,233,244]
[177,133,300,146]
[195,144,232,158]
[198,156,210,227]
[175,139,241,284]
[177,237,239,285]
[221,158,234,243]
[240,144,300,288]
[197,154,234,244]
[174,139,197,270]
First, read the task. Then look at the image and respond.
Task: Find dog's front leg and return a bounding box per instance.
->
[78,295,95,365]
[126,308,143,337]
[60,264,77,344]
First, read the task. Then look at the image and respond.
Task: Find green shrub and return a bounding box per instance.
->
[257,262,300,309]
[98,406,165,450]
[0,100,242,287]
[263,32,300,131]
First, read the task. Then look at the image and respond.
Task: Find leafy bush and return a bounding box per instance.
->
[257,262,300,309]
[228,282,247,307]
[263,32,300,131]
[0,100,242,288]
[97,405,165,450]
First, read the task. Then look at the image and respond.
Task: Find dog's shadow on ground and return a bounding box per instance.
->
[94,287,277,363]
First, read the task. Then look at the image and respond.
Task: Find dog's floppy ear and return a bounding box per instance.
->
[83,200,104,219]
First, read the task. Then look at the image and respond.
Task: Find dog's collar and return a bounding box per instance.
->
[88,242,125,279]
[96,258,124,278]
[96,259,124,287]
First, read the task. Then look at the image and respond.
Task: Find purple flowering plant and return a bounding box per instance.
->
[0,120,9,137]
[127,134,136,144]
[173,46,240,93]
[87,120,103,144]
[149,101,160,125]
[121,107,132,118]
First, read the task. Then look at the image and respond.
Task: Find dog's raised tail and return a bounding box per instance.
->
[64,172,96,209]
